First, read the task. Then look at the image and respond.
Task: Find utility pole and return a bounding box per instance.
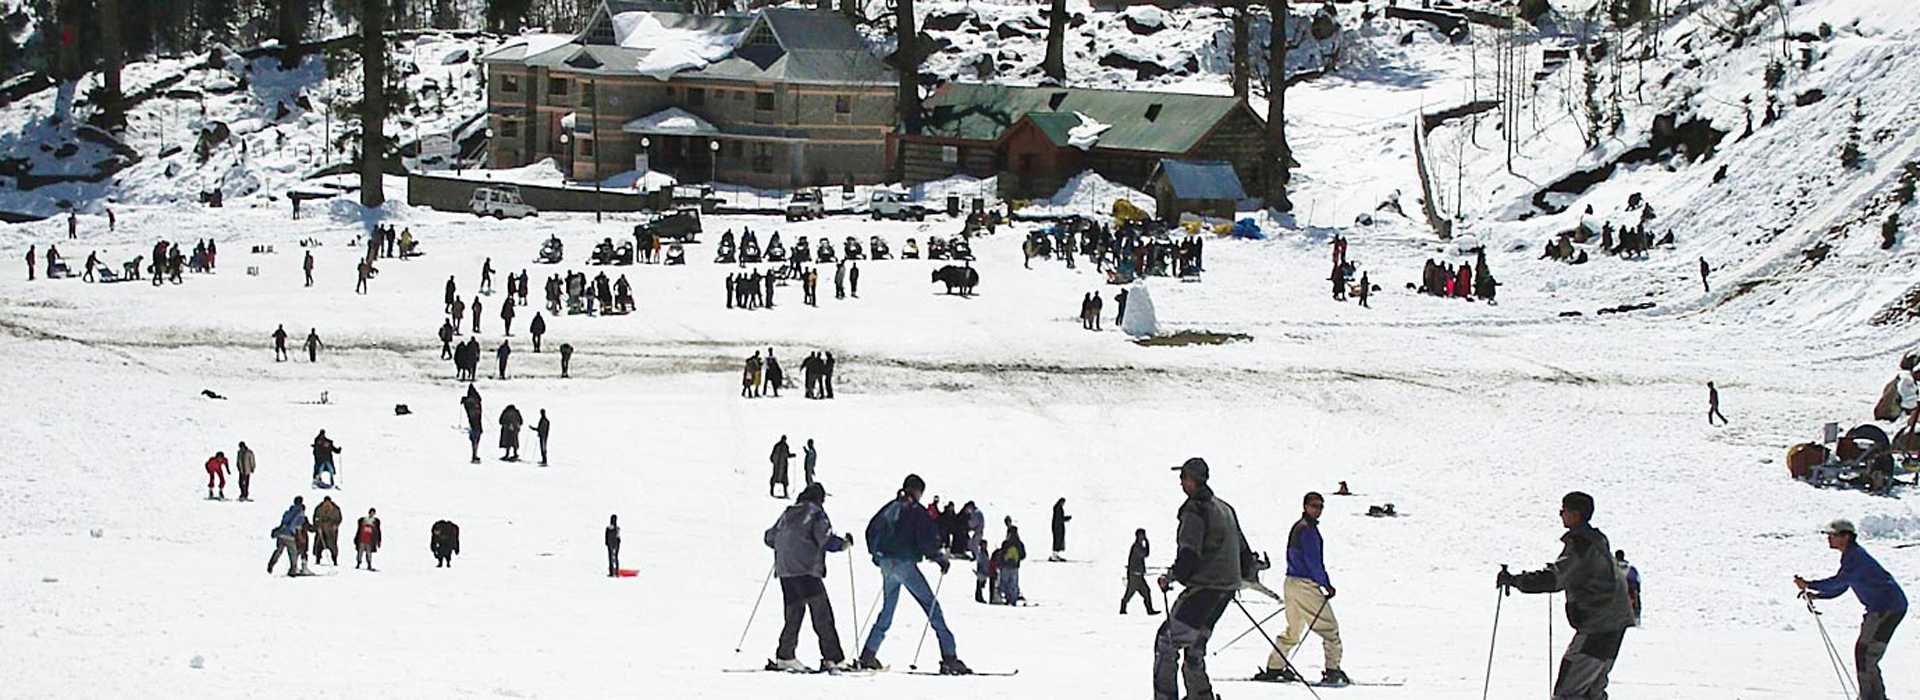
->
[593,77,603,223]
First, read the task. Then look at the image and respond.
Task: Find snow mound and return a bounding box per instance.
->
[1121,282,1159,337]
[1024,170,1154,220]
[613,12,749,80]
[622,107,716,136]
[1066,111,1111,150]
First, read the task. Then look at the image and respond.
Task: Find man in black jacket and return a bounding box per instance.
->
[1154,458,1255,700]
[1498,491,1633,700]
[1122,528,1158,614]
[606,515,621,577]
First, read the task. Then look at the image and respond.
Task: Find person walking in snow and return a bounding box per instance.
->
[849,262,860,298]
[1255,491,1348,686]
[26,245,35,281]
[974,537,993,603]
[1796,518,1907,700]
[764,482,854,672]
[1708,381,1728,425]
[272,325,289,362]
[769,435,795,499]
[1050,498,1071,561]
[439,320,455,360]
[303,328,323,363]
[559,343,574,378]
[501,298,516,336]
[858,474,971,674]
[1154,457,1255,700]
[529,313,546,352]
[269,497,309,577]
[303,250,314,287]
[495,340,512,380]
[355,258,371,294]
[1122,528,1159,614]
[803,439,818,486]
[536,409,551,466]
[823,353,836,399]
[1699,257,1711,293]
[606,514,622,576]
[499,404,524,461]
[235,442,256,501]
[481,258,495,294]
[1358,272,1371,308]
[354,508,382,570]
[471,296,484,334]
[764,349,784,398]
[1497,492,1633,700]
[1116,288,1129,327]
[312,496,343,566]
[431,520,461,567]
[834,261,846,300]
[205,450,230,500]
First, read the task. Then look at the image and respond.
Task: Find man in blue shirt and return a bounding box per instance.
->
[1797,518,1907,700]
[1254,492,1347,686]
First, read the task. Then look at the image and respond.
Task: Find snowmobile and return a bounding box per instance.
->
[741,230,763,264]
[535,236,564,264]
[664,243,686,265]
[766,233,788,262]
[815,239,837,264]
[714,231,737,264]
[903,238,920,259]
[590,238,634,266]
[843,236,865,261]
[950,237,974,261]
[793,236,813,264]
[927,236,949,260]
[870,236,891,260]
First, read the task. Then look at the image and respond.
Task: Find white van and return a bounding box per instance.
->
[870,189,929,221]
[469,185,537,219]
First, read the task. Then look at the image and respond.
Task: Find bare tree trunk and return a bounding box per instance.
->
[98,0,125,124]
[277,0,308,69]
[1042,0,1066,84]
[1231,0,1249,98]
[434,0,456,28]
[892,0,919,181]
[359,0,387,207]
[1264,0,1291,210]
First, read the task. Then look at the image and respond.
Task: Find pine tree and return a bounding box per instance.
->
[1883,213,1900,250]
[1582,62,1603,147]
[1230,0,1249,98]
[1840,98,1865,170]
[1041,0,1065,84]
[359,0,387,207]
[1265,0,1291,210]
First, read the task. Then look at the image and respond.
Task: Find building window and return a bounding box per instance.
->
[753,143,774,173]
[549,77,569,96]
[940,145,958,163]
[835,94,852,114]
[581,139,596,157]
[500,120,520,138]
[502,74,520,93]
[689,87,706,107]
[756,92,775,111]
[581,81,596,104]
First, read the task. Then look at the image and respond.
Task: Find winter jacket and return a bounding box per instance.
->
[1512,523,1635,632]
[431,521,461,555]
[205,454,229,474]
[1051,502,1071,539]
[1284,515,1332,588]
[605,525,620,549]
[1168,484,1254,590]
[275,505,307,538]
[355,516,383,550]
[236,446,256,476]
[866,497,944,564]
[313,500,343,530]
[765,502,847,579]
[312,436,340,462]
[1127,539,1150,574]
[1000,536,1026,569]
[1808,543,1909,613]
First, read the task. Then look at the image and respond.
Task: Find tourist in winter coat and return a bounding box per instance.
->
[495,341,511,380]
[303,329,324,363]
[998,526,1026,605]
[1255,492,1347,685]
[312,496,344,566]
[606,515,622,576]
[763,483,852,671]
[354,508,382,571]
[769,435,795,498]
[235,442,256,501]
[764,351,784,398]
[205,451,230,500]
[310,430,341,484]
[271,325,290,362]
[1797,518,1907,700]
[1122,528,1159,614]
[974,537,993,604]
[530,313,546,352]
[1050,498,1071,561]
[966,503,985,561]
[1498,492,1633,700]
[431,520,461,567]
[803,439,818,485]
[536,410,551,466]
[439,320,455,360]
[499,405,524,461]
[269,497,309,577]
[859,474,971,674]
[1154,457,1255,700]
[559,343,574,378]
[500,300,515,336]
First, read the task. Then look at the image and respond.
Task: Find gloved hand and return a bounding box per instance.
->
[1323,585,1337,600]
[844,533,855,547]
[1496,569,1515,590]
[1157,574,1172,592]
[937,556,951,574]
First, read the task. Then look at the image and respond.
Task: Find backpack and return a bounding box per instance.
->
[866,500,904,561]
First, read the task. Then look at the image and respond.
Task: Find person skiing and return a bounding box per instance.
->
[431,520,461,567]
[763,482,853,672]
[303,328,323,363]
[439,320,455,360]
[204,451,230,500]
[536,409,552,466]
[312,496,343,567]
[1796,518,1907,700]
[1122,528,1159,614]
[1050,498,1071,561]
[606,515,622,577]
[769,435,795,498]
[495,340,512,380]
[269,497,309,577]
[1154,457,1256,700]
[559,343,574,378]
[499,404,524,461]
[530,313,546,352]
[235,442,256,501]
[355,508,382,571]
[1497,492,1633,700]
[1254,491,1348,686]
[858,474,971,674]
[310,430,341,487]
[1708,381,1728,425]
[803,439,818,485]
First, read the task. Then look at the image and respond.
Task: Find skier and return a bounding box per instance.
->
[530,313,546,352]
[1154,457,1255,700]
[303,251,314,287]
[235,442,256,501]
[997,525,1026,605]
[858,474,972,674]
[763,482,853,672]
[496,340,512,380]
[204,451,230,500]
[431,520,461,567]
[1254,491,1348,686]
[1497,492,1633,700]
[1708,381,1728,425]
[803,439,818,485]
[312,495,343,566]
[310,430,341,487]
[536,409,551,466]
[499,404,524,461]
[606,515,622,577]
[268,497,309,577]
[1050,498,1071,561]
[1122,528,1159,614]
[769,435,795,498]
[355,508,382,571]
[303,328,323,363]
[559,343,574,378]
[439,320,455,360]
[1796,519,1907,700]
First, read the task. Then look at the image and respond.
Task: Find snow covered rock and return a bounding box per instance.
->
[1122,282,1159,337]
[1121,6,1166,35]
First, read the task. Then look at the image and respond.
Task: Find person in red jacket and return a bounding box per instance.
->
[205,451,230,500]
[354,508,383,571]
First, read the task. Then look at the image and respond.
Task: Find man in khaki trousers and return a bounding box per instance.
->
[1253,492,1349,686]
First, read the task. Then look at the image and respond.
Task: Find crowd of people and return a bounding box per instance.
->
[1418,248,1497,302]
[1025,217,1205,282]
[739,348,836,400]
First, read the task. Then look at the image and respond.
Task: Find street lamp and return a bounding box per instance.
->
[560,131,573,181]
[709,139,720,186]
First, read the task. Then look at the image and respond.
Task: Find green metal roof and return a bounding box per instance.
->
[919,83,1255,154]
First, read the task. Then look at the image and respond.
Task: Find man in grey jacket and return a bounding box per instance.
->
[764,482,852,672]
[1499,491,1633,700]
[1154,458,1256,700]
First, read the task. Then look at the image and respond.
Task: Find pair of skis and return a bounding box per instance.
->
[724,666,1017,677]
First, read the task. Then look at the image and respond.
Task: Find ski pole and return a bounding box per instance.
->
[1216,606,1285,653]
[1547,591,1554,696]
[1232,595,1322,700]
[1483,568,1510,700]
[1280,599,1330,662]
[908,567,948,671]
[733,562,776,654]
[1806,597,1857,700]
[847,548,863,655]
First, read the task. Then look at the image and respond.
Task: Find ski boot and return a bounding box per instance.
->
[820,658,855,673]
[854,652,885,671]
[1319,669,1352,687]
[938,655,973,675]
[764,658,808,672]
[1250,666,1300,683]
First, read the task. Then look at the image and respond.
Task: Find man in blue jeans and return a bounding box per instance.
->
[860,473,973,674]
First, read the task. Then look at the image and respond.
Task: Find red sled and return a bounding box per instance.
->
[616,569,639,577]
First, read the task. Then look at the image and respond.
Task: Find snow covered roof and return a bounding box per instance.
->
[917,83,1255,155]
[622,108,718,136]
[492,5,889,86]
[1151,159,1245,201]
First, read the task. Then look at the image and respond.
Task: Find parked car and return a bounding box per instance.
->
[870,189,929,221]
[635,208,703,243]
[470,185,537,219]
[785,188,825,221]
[671,184,722,214]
